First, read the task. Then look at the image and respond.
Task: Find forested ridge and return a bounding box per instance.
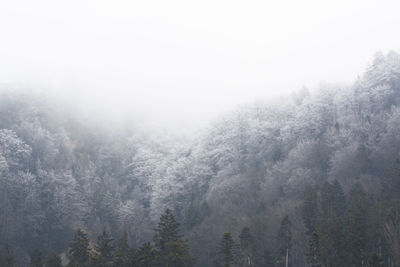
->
[1,51,400,266]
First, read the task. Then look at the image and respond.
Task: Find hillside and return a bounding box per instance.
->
[0,51,400,266]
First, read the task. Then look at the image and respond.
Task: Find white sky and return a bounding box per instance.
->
[1,0,400,129]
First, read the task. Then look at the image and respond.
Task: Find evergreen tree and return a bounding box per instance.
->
[46,252,63,267]
[95,228,114,261]
[382,161,400,265]
[302,186,318,236]
[306,231,322,267]
[367,253,384,267]
[153,209,192,267]
[137,242,155,267]
[239,227,254,266]
[239,227,253,252]
[215,232,238,267]
[113,231,130,267]
[318,181,346,267]
[68,228,90,267]
[29,248,43,267]
[346,183,369,266]
[276,215,291,267]
[153,209,182,248]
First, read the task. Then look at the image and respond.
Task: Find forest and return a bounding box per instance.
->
[0,51,400,266]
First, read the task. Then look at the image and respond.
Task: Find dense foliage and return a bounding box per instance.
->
[0,51,400,266]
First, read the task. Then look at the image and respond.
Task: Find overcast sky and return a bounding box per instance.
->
[1,0,400,129]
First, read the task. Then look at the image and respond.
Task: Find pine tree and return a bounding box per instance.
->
[307,231,322,267]
[382,161,400,265]
[137,242,155,267]
[239,227,254,266]
[346,183,369,266]
[153,209,182,248]
[215,232,238,267]
[29,249,43,267]
[153,209,192,267]
[318,181,346,267]
[68,228,90,266]
[239,227,253,252]
[95,228,114,261]
[113,231,130,267]
[46,252,63,267]
[276,215,291,267]
[302,186,318,236]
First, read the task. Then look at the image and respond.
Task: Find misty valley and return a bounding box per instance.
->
[1,52,400,267]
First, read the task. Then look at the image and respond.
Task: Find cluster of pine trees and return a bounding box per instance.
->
[1,209,192,267]
[301,179,399,267]
[213,215,298,267]
[213,176,400,267]
[214,229,273,267]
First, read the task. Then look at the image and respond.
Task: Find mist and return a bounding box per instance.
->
[2,1,400,266]
[1,0,400,131]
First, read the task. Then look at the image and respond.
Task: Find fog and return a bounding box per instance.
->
[3,2,400,265]
[1,0,400,129]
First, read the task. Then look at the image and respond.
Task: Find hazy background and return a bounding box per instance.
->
[1,0,400,129]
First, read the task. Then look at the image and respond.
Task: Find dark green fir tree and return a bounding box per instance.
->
[318,181,346,267]
[239,227,254,266]
[137,242,156,267]
[215,232,238,267]
[302,186,318,236]
[153,209,192,267]
[307,231,322,267]
[346,183,370,267]
[113,231,130,267]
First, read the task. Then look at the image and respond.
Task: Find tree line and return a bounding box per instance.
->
[213,177,400,267]
[300,179,396,267]
[0,209,193,267]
